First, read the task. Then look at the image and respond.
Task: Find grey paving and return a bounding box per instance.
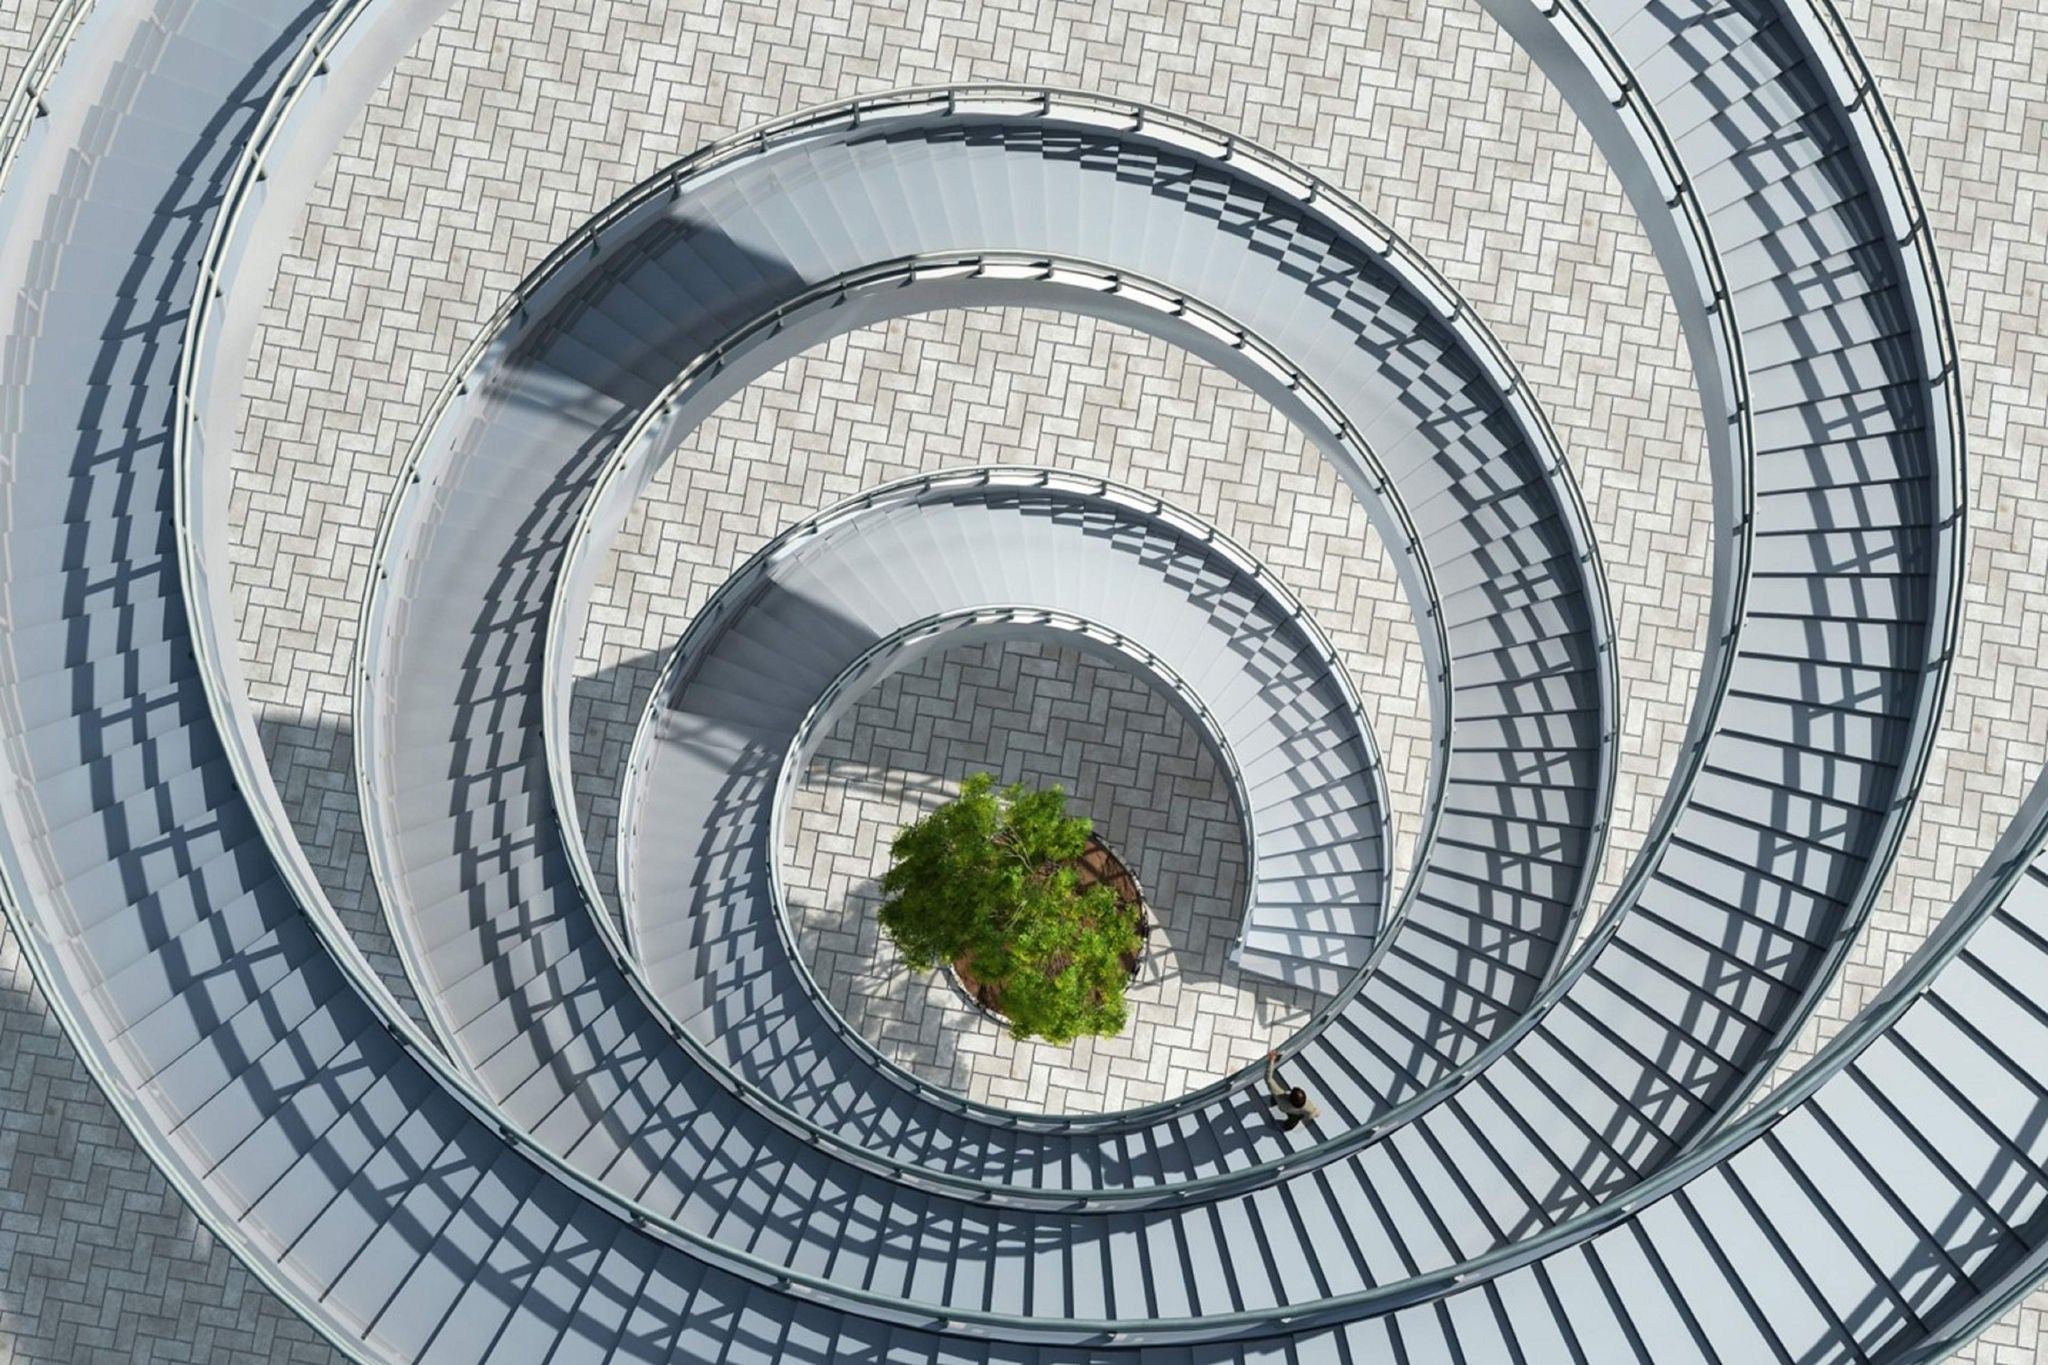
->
[0,0,59,98]
[0,920,346,1364]
[0,0,2041,1353]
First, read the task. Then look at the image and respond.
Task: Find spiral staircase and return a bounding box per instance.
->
[2,0,2042,1360]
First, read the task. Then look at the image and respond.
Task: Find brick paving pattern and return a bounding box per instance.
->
[782,637,1319,1114]
[0,917,345,1363]
[0,0,2037,1353]
[0,0,59,98]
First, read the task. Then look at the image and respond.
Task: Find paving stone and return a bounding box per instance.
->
[0,0,2041,1351]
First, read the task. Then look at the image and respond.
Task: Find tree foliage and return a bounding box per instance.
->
[879,772,1139,1044]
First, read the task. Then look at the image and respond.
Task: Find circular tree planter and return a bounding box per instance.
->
[951,833,1150,1023]
[880,773,1147,1044]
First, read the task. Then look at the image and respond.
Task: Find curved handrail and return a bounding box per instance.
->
[365,93,1615,1156]
[545,261,1420,1150]
[600,460,1384,1138]
[0,0,94,197]
[47,0,1994,1353]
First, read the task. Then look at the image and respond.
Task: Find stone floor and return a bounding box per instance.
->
[2,0,2045,1354]
[782,637,1319,1115]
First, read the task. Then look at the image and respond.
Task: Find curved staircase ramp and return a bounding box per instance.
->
[359,82,1934,1231]
[361,111,1614,1187]
[0,0,2024,1359]
[617,474,1387,1081]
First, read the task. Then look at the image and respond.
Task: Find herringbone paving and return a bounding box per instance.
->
[783,638,1317,1114]
[565,308,1429,939]
[0,0,57,98]
[0,0,2040,1353]
[0,916,345,1363]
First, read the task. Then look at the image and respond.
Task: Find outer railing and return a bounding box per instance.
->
[1533,0,1965,1141]
[0,0,93,196]
[0,6,450,1365]
[37,0,2004,1353]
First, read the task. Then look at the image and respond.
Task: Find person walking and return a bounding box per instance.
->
[1265,1049,1320,1131]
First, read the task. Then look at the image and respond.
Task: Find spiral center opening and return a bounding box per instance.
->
[781,635,1321,1115]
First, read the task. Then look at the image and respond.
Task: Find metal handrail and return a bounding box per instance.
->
[342,95,1639,1221]
[48,0,1997,1351]
[599,461,1379,1143]
[354,103,1496,1147]
[366,90,1619,1170]
[2,5,457,1365]
[0,0,93,197]
[172,0,453,1062]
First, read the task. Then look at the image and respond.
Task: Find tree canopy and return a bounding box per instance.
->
[879,773,1139,1045]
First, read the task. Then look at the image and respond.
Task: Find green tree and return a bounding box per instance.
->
[879,772,1139,1044]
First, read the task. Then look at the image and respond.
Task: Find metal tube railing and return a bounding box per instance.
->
[358,115,1493,1150]
[358,91,1623,1175]
[0,0,94,197]
[319,96,1619,1223]
[595,462,1378,1139]
[148,11,1978,1349]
